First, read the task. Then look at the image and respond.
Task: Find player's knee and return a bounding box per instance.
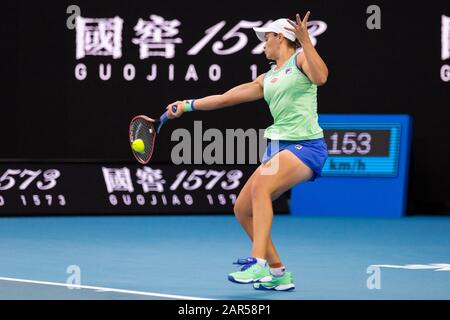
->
[250,178,271,199]
[233,202,241,217]
[233,196,252,220]
[233,199,248,219]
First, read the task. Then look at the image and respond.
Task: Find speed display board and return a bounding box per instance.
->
[291,114,412,217]
[322,122,401,176]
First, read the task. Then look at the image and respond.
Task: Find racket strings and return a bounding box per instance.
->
[131,118,155,163]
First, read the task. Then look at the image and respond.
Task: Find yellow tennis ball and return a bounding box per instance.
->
[132,139,145,153]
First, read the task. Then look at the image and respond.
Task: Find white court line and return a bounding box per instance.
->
[0,277,213,300]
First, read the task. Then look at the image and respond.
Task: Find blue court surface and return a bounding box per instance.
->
[0,215,449,300]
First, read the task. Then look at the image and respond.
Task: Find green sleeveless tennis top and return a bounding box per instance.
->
[263,52,324,141]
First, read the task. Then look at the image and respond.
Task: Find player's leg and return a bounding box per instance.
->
[250,149,313,291]
[233,166,282,265]
[251,149,312,258]
[229,153,311,285]
[228,166,282,284]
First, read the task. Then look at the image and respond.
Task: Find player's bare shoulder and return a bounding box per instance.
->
[296,51,305,68]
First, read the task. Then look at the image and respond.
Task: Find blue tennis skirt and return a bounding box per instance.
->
[262,138,329,181]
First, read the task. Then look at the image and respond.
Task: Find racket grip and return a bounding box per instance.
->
[158,105,178,133]
[160,112,169,124]
[160,105,177,124]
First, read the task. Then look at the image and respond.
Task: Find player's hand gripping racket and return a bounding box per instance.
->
[129,105,177,164]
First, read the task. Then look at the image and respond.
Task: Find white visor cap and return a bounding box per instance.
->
[253,18,297,42]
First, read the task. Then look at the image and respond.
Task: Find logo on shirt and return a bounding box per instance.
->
[270,77,278,83]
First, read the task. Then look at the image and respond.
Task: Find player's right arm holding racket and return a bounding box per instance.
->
[166,74,265,118]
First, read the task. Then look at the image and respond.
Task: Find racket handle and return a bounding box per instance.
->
[158,105,178,133]
[160,112,169,124]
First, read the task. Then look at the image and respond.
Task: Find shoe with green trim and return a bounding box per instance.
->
[228,257,271,284]
[253,272,295,291]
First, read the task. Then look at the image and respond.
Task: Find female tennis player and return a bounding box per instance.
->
[166,12,328,291]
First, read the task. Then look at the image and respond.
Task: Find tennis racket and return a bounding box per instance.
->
[129,105,177,164]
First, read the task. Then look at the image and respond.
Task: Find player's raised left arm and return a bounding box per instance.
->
[286,12,328,86]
